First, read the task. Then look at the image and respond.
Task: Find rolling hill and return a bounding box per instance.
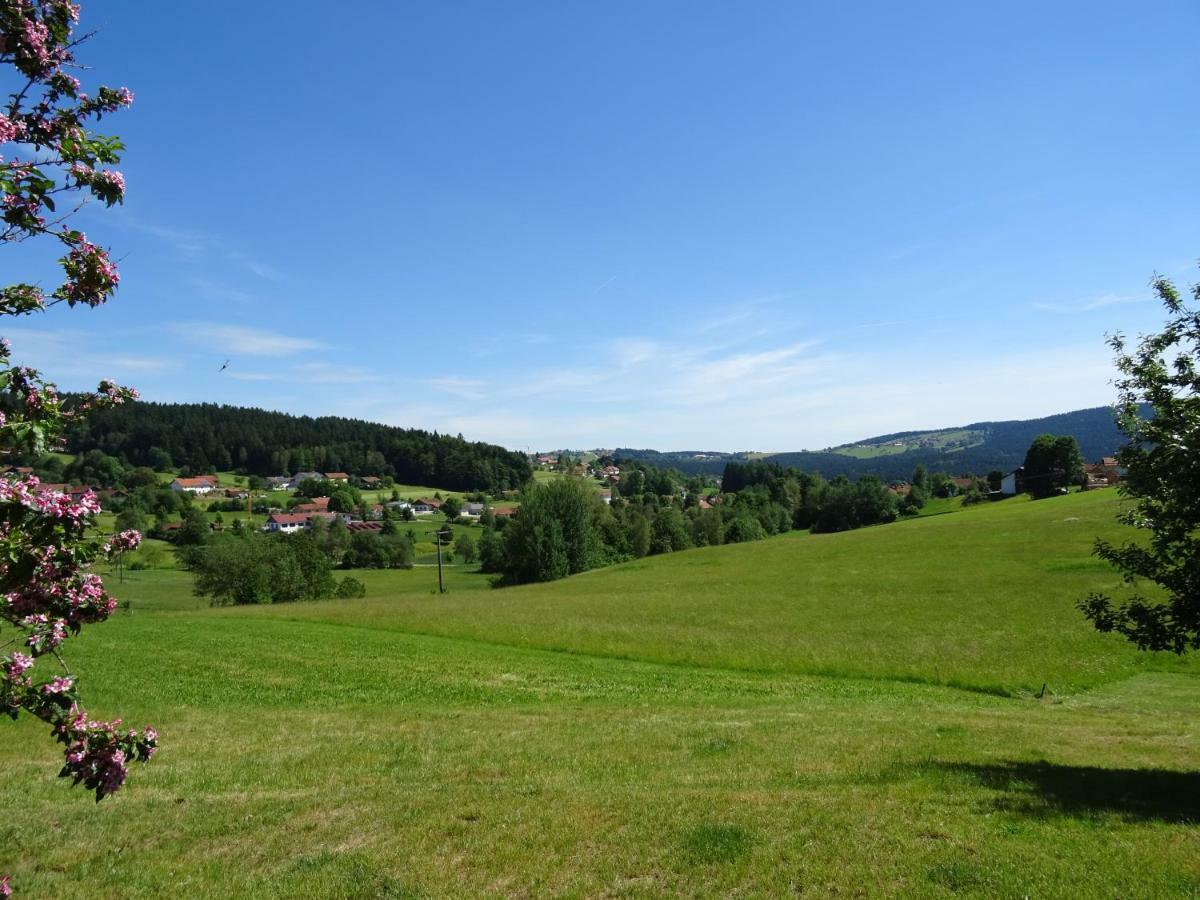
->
[620,405,1131,481]
[3,488,1197,897]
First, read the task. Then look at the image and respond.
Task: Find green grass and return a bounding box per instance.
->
[2,489,1199,897]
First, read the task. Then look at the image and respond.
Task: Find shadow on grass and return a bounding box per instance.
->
[944,760,1200,823]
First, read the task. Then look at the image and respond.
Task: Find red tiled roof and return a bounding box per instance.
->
[268,513,309,525]
[324,472,349,479]
[347,521,383,533]
[173,475,217,488]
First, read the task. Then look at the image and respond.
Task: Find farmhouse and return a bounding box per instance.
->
[461,502,486,517]
[170,475,217,495]
[999,468,1022,496]
[323,472,349,483]
[291,471,324,486]
[264,513,309,534]
[1084,457,1124,487]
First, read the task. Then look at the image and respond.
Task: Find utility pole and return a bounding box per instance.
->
[427,527,451,594]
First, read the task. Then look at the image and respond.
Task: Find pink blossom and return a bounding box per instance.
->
[7,652,33,678]
[0,115,24,143]
[42,675,73,694]
[104,529,142,556]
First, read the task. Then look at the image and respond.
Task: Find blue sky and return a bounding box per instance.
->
[5,1,1198,452]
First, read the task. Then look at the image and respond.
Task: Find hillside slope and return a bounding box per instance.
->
[617,406,1129,480]
[250,489,1192,695]
[65,400,532,492]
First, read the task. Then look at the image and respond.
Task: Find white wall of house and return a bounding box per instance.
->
[1000,472,1019,496]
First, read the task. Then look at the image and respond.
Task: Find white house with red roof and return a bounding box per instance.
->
[170,475,218,495]
[264,513,309,533]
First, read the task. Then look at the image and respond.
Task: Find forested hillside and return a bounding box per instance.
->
[619,406,1132,481]
[767,405,1131,480]
[65,402,532,492]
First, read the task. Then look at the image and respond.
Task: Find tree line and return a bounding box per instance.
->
[62,401,532,493]
[478,459,907,586]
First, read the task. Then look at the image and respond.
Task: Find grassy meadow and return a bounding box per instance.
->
[3,489,1199,897]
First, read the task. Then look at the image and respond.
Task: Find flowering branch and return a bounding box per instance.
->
[2,3,152,890]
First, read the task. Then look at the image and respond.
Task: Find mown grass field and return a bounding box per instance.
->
[3,490,1199,897]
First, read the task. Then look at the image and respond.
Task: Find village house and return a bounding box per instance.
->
[170,475,218,495]
[359,476,382,488]
[599,489,612,504]
[266,476,291,490]
[1083,457,1123,488]
[323,472,349,483]
[461,502,486,517]
[999,468,1022,496]
[490,505,518,519]
[290,471,324,487]
[264,513,309,534]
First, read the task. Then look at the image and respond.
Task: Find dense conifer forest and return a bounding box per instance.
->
[64,402,532,492]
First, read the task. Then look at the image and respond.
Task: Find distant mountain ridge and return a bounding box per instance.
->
[617,406,1130,481]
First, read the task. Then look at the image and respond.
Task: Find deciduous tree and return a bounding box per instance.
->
[1079,271,1200,652]
[1021,434,1083,499]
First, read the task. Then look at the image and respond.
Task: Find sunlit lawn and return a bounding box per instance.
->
[3,489,1199,897]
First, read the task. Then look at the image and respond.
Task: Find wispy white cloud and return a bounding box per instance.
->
[1033,292,1146,313]
[609,337,660,368]
[590,274,618,296]
[1,327,178,379]
[427,376,489,401]
[291,362,380,385]
[228,252,286,281]
[228,362,379,385]
[187,277,258,305]
[170,323,324,357]
[692,295,784,335]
